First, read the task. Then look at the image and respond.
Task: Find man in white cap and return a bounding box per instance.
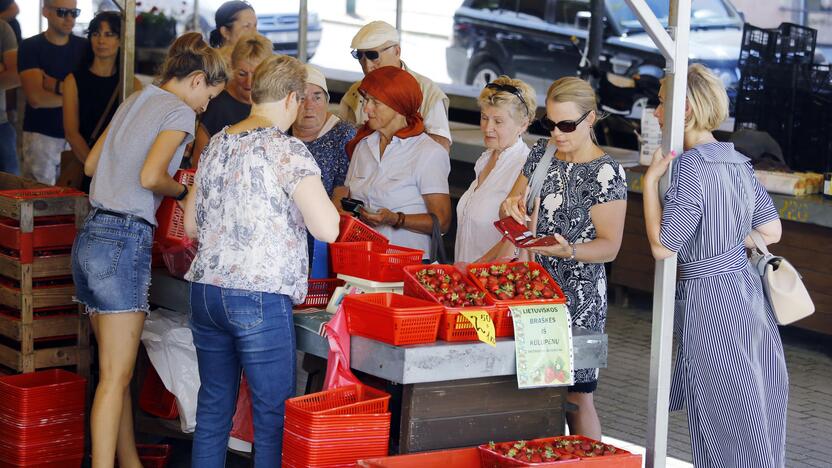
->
[339,20,451,152]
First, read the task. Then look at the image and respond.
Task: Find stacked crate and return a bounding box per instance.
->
[734,22,830,172]
[0,181,89,376]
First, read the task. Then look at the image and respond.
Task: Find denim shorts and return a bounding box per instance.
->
[71,209,154,314]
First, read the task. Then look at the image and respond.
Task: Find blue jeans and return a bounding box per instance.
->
[0,122,19,175]
[189,283,297,468]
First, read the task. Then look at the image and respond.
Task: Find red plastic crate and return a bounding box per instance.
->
[137,444,172,468]
[138,365,178,419]
[285,384,390,421]
[298,278,345,309]
[0,216,77,254]
[402,264,500,341]
[330,242,423,283]
[478,436,640,467]
[343,293,443,346]
[0,187,84,200]
[337,214,388,244]
[358,447,483,467]
[154,169,195,249]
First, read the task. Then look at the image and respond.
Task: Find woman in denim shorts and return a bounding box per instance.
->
[182,55,339,467]
[72,33,227,467]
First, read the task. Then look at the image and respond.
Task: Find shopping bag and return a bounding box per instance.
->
[229,374,254,444]
[323,303,361,390]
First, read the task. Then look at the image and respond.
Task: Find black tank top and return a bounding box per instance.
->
[73,67,120,145]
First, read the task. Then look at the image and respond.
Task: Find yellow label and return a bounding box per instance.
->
[460,310,496,347]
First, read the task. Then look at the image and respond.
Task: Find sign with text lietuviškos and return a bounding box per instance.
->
[511,303,574,389]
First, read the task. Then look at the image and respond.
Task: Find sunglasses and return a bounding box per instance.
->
[49,7,82,18]
[351,44,396,61]
[539,110,592,133]
[485,82,530,117]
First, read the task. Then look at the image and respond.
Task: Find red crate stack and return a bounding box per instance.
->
[343,293,443,346]
[0,369,86,467]
[282,384,392,468]
[0,184,89,376]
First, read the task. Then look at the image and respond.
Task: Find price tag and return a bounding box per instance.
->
[460,310,496,347]
[511,303,574,388]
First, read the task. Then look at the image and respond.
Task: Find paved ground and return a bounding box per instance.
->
[596,293,832,468]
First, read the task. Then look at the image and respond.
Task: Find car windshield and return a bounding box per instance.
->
[607,0,740,33]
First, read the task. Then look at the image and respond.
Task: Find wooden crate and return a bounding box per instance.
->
[0,175,90,375]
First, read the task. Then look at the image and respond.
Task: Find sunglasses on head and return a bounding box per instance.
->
[351,44,396,61]
[49,7,82,18]
[539,110,592,133]
[485,82,530,117]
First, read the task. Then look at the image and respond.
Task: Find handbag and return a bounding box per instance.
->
[748,231,814,325]
[428,212,448,264]
[57,86,120,189]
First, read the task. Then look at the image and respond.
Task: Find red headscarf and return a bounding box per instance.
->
[345,66,425,158]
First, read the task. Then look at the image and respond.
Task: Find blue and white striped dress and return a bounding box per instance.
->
[660,143,788,468]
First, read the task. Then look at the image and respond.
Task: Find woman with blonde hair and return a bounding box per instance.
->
[192,32,272,164]
[644,64,787,467]
[501,77,627,439]
[184,54,339,467]
[74,32,227,467]
[455,75,536,263]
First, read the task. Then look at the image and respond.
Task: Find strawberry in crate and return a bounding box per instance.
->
[472,262,560,301]
[413,267,486,308]
[553,436,620,457]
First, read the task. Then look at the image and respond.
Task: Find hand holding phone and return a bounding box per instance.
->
[494,217,558,248]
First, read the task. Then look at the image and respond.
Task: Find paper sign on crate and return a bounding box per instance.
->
[511,303,574,389]
[460,310,496,347]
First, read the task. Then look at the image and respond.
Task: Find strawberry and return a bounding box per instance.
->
[544,366,557,383]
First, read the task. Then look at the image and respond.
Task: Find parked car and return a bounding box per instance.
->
[447,0,744,107]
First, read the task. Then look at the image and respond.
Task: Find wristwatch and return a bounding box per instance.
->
[568,243,577,261]
[175,183,189,201]
[393,212,406,229]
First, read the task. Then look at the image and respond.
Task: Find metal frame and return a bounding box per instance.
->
[298,0,308,63]
[113,0,136,100]
[622,1,690,467]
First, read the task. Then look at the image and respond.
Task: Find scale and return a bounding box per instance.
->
[325,274,404,313]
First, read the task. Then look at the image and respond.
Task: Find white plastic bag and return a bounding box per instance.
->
[141,308,200,433]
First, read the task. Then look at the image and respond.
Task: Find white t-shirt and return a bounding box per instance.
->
[455,137,530,263]
[346,132,450,256]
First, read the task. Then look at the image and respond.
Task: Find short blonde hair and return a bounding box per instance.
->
[681,64,729,132]
[231,33,273,69]
[251,54,306,105]
[478,75,537,126]
[546,76,600,143]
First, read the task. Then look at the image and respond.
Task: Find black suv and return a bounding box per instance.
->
[447,0,745,106]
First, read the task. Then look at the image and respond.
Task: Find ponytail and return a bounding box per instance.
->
[158,32,229,87]
[209,29,223,48]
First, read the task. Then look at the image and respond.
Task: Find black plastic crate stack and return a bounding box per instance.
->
[734,22,828,172]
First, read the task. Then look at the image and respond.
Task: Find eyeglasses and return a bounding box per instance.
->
[485,83,529,117]
[49,7,82,18]
[351,44,396,61]
[539,110,592,133]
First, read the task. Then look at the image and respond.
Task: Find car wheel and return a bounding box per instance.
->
[469,62,503,87]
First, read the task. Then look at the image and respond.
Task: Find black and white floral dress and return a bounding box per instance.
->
[522,138,627,386]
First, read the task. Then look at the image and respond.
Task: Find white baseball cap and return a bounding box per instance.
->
[305,64,328,96]
[350,21,400,50]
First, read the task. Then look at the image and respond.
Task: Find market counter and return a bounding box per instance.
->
[148,270,609,453]
[613,166,832,336]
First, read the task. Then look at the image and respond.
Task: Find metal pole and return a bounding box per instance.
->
[622,1,689,467]
[192,0,200,32]
[115,0,136,100]
[39,0,44,33]
[586,0,605,75]
[396,0,403,32]
[298,0,308,63]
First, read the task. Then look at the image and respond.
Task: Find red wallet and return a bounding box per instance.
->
[493,217,558,248]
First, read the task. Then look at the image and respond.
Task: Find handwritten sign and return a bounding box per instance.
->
[460,310,496,347]
[511,303,574,389]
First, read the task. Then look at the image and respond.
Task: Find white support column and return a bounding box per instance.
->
[298,0,308,63]
[622,1,690,467]
[396,0,404,32]
[115,0,136,100]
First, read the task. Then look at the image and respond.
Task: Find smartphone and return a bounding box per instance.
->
[494,217,559,248]
[340,197,364,215]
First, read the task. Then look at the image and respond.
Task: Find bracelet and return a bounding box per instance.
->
[393,212,406,229]
[174,183,189,201]
[568,243,577,261]
[54,80,62,96]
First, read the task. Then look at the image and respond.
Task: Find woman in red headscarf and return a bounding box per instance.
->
[332,66,451,257]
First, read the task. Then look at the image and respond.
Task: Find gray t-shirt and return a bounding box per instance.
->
[90,85,195,225]
[0,20,17,125]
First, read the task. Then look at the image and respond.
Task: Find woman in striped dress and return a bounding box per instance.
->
[643,64,788,467]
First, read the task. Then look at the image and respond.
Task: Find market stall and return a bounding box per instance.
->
[144,268,609,454]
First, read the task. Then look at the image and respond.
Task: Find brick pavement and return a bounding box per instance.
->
[596,298,832,467]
